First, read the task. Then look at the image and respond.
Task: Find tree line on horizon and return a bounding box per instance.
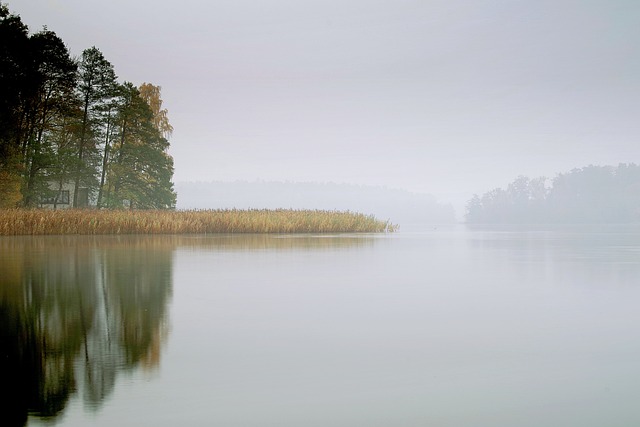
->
[0,3,176,209]
[466,164,640,223]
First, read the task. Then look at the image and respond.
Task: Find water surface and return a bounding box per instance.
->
[2,226,640,426]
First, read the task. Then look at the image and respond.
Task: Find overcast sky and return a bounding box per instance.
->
[11,0,640,212]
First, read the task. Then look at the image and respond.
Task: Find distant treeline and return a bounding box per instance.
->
[0,3,175,209]
[176,181,456,224]
[466,164,640,223]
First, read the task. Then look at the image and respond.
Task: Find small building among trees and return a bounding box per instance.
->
[39,183,91,209]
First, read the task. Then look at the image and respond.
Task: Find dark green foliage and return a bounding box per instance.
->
[0,4,30,163]
[73,46,117,207]
[22,29,78,206]
[104,83,176,209]
[0,4,32,207]
[466,164,640,223]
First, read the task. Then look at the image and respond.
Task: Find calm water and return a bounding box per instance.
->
[1,225,640,426]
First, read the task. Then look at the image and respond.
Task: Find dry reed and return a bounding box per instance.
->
[0,209,397,235]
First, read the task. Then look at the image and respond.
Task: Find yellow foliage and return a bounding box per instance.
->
[0,171,23,208]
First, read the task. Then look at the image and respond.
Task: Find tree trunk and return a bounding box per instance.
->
[74,88,91,208]
[97,107,112,208]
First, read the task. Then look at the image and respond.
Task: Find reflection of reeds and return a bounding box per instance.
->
[0,209,396,235]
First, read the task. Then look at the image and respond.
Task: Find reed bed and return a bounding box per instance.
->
[0,209,396,235]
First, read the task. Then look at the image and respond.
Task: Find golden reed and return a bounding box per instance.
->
[0,209,397,235]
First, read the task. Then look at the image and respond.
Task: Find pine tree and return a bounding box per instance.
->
[105,83,175,209]
[73,46,117,207]
[0,4,31,206]
[21,29,77,206]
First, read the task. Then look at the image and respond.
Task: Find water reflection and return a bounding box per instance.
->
[466,224,640,286]
[0,234,378,426]
[175,233,380,252]
[2,230,639,426]
[0,236,174,426]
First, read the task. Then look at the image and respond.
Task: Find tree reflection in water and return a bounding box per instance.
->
[0,233,378,426]
[0,236,174,426]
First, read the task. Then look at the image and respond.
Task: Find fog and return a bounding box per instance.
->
[13,0,640,216]
[176,181,455,224]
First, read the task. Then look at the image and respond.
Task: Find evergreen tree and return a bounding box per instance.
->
[73,46,117,207]
[21,29,77,206]
[0,4,31,206]
[46,99,83,209]
[105,83,175,209]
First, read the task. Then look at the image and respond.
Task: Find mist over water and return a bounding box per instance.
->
[3,226,640,426]
[14,1,640,205]
[175,180,456,224]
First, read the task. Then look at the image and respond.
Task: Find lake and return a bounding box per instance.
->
[2,225,640,426]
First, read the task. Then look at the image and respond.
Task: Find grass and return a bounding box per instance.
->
[0,208,397,235]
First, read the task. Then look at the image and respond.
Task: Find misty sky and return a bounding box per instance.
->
[11,0,640,211]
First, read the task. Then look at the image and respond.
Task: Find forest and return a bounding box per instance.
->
[466,164,640,223]
[0,4,176,209]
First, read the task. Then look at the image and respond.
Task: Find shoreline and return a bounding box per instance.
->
[0,208,396,235]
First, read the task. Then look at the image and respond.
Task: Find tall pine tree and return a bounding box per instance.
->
[104,83,175,209]
[73,46,116,207]
[21,29,77,206]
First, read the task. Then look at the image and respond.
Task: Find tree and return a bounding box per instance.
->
[0,5,78,208]
[0,169,22,207]
[465,194,483,223]
[96,89,122,208]
[104,83,175,209]
[138,83,173,138]
[73,46,117,207]
[0,4,31,206]
[21,29,77,206]
[466,164,640,224]
[46,100,83,209]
